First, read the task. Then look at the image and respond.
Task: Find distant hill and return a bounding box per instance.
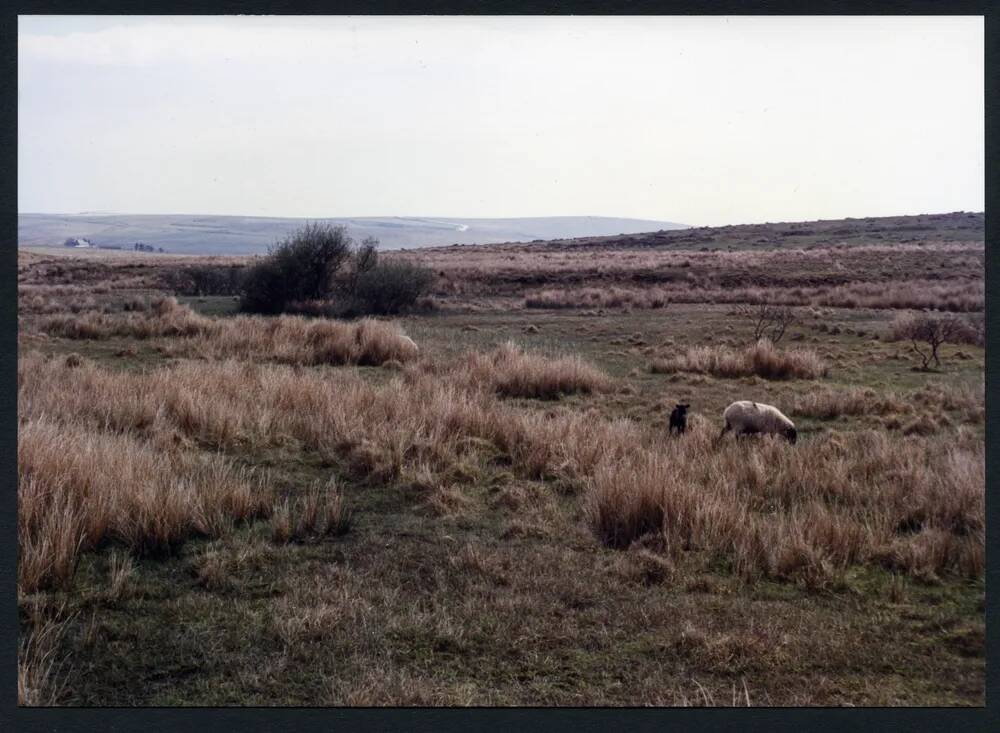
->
[416,211,984,254]
[17,213,687,255]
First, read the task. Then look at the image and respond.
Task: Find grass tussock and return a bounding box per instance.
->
[18,612,69,706]
[584,420,983,584]
[35,297,419,366]
[19,351,982,584]
[18,351,638,494]
[521,279,982,313]
[457,341,613,399]
[271,481,351,544]
[38,296,214,339]
[791,387,911,419]
[651,340,828,380]
[18,417,269,593]
[176,314,419,366]
[791,383,983,423]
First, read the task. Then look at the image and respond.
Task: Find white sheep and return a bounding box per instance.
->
[719,400,797,444]
[399,334,419,353]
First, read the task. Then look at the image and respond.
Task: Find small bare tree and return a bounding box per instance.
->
[736,303,797,344]
[888,313,976,370]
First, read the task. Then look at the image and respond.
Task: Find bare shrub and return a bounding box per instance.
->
[887,313,981,369]
[735,303,797,344]
[651,340,827,380]
[161,264,246,296]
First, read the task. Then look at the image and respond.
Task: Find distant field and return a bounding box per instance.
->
[17,213,687,254]
[17,211,984,706]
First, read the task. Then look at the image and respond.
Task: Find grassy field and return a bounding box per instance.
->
[16,213,984,706]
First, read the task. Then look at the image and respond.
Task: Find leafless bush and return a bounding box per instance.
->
[735,303,797,344]
[886,313,980,370]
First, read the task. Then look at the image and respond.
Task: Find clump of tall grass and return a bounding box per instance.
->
[37,296,213,340]
[34,298,419,366]
[18,351,635,495]
[18,418,269,593]
[271,481,351,544]
[791,387,910,419]
[457,341,612,399]
[18,612,69,706]
[650,340,828,380]
[584,420,983,583]
[19,351,982,584]
[180,314,419,366]
[791,383,983,424]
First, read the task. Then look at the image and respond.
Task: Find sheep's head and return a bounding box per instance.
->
[674,403,690,415]
[785,426,798,445]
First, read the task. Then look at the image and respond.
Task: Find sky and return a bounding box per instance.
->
[18,15,984,226]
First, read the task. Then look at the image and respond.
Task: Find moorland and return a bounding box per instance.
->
[17,211,984,706]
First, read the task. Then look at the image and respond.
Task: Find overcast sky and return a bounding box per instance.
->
[19,15,983,226]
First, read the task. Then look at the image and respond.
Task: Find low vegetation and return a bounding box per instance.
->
[585,419,982,582]
[650,340,828,380]
[240,223,435,316]
[887,312,981,370]
[457,341,613,399]
[18,417,269,593]
[37,297,420,367]
[16,211,984,706]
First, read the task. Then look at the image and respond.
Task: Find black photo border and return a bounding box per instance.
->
[2,1,996,731]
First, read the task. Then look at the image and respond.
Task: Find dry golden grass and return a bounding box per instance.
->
[584,419,983,583]
[18,417,269,592]
[19,351,628,487]
[34,297,419,367]
[19,350,982,586]
[523,279,983,312]
[456,341,613,399]
[791,387,911,419]
[37,296,214,339]
[181,313,419,366]
[18,611,69,706]
[651,340,828,380]
[791,383,983,423]
[270,481,351,544]
[15,218,986,706]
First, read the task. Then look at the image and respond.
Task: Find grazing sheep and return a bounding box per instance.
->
[668,403,690,435]
[720,400,797,444]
